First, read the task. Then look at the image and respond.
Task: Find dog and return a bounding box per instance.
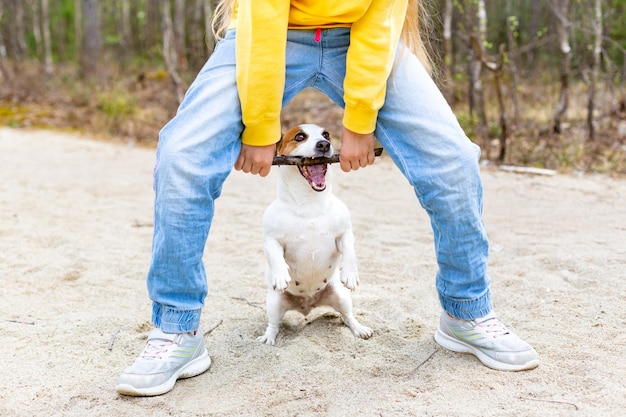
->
[258,123,373,345]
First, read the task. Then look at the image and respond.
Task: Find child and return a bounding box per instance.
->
[116,0,539,397]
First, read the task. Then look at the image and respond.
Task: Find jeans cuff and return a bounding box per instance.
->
[438,291,492,320]
[152,302,202,333]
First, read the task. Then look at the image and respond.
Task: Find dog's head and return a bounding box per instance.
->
[277,124,333,192]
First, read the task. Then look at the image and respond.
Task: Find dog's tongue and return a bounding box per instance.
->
[308,165,325,186]
[302,164,327,191]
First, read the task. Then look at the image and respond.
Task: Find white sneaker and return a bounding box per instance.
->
[116,328,212,396]
[434,312,539,371]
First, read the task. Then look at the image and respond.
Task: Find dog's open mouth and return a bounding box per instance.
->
[298,164,327,192]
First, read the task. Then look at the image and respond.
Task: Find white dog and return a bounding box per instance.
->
[258,124,373,345]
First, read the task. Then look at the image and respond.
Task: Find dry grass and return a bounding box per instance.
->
[451,78,626,175]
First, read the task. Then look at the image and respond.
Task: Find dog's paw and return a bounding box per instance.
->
[256,335,276,345]
[257,325,279,345]
[270,268,291,292]
[343,316,373,339]
[351,323,373,340]
[340,267,360,291]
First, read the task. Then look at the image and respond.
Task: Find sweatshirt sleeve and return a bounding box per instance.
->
[342,0,408,134]
[236,1,290,146]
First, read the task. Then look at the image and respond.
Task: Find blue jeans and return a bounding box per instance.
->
[149,28,492,333]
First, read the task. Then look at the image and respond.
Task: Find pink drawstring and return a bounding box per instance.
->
[315,27,321,42]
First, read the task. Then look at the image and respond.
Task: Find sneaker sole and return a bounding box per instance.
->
[434,327,539,372]
[116,350,212,396]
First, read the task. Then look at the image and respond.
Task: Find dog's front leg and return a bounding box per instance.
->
[264,236,291,292]
[336,229,359,290]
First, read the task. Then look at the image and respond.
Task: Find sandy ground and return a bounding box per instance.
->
[1,127,625,417]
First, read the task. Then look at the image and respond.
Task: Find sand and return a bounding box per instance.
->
[1,127,625,417]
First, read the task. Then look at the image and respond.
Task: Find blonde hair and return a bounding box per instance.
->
[211,0,235,40]
[401,0,433,75]
[212,0,432,74]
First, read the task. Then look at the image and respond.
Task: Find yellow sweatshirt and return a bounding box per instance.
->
[231,0,408,146]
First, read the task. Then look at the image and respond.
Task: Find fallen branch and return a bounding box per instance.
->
[273,148,384,166]
[4,319,35,325]
[204,320,223,336]
[132,219,154,228]
[517,396,579,410]
[107,329,120,350]
[231,296,264,309]
[405,348,440,379]
[499,165,557,176]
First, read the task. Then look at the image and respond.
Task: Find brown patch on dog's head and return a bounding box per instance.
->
[276,126,309,156]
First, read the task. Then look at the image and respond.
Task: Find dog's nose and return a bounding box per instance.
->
[316,140,330,153]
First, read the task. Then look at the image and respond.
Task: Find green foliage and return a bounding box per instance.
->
[97,90,138,119]
[488,122,501,139]
[0,106,28,128]
[591,147,626,174]
[52,0,79,60]
[455,112,477,140]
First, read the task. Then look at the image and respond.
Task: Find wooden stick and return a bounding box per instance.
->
[405,348,440,379]
[272,148,384,166]
[516,396,579,410]
[203,319,223,336]
[4,319,35,325]
[107,329,120,350]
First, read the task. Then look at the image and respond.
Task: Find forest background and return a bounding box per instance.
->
[0,0,625,175]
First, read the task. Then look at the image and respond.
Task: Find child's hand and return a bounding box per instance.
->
[235,143,276,177]
[339,127,376,172]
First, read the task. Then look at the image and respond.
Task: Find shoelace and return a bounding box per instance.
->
[140,339,174,360]
[476,317,511,338]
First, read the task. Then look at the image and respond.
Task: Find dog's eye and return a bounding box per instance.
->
[294,132,307,142]
[322,131,330,140]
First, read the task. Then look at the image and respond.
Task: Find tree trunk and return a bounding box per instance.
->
[0,0,12,80]
[146,0,160,55]
[466,0,487,130]
[115,0,131,58]
[477,0,487,44]
[14,0,27,58]
[551,0,571,134]
[527,0,540,70]
[162,0,185,103]
[492,45,509,163]
[80,0,101,80]
[587,0,602,141]
[74,0,82,60]
[468,48,485,123]
[471,37,509,163]
[204,0,215,53]
[30,0,42,58]
[173,0,187,69]
[505,0,520,122]
[41,0,53,76]
[186,0,212,71]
